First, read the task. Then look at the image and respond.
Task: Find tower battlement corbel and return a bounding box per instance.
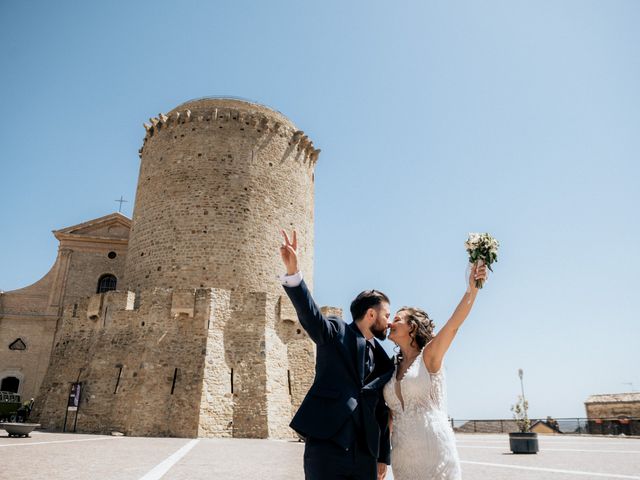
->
[140,103,320,163]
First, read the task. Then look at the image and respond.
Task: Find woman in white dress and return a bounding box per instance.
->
[383,262,488,480]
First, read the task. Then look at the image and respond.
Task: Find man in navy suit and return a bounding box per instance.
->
[279,230,395,480]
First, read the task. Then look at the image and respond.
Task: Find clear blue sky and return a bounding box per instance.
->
[1,0,638,419]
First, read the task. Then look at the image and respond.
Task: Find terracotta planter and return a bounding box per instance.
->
[509,431,539,454]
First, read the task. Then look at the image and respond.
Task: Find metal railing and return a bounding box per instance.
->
[450,417,640,436]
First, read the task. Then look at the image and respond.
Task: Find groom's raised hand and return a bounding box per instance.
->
[280,229,299,275]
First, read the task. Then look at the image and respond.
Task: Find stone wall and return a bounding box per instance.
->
[454,420,520,433]
[0,259,58,400]
[62,249,127,305]
[33,289,214,437]
[198,289,233,437]
[0,316,57,399]
[585,401,640,419]
[0,264,56,316]
[32,286,320,439]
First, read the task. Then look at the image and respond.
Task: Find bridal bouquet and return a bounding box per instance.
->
[465,232,499,289]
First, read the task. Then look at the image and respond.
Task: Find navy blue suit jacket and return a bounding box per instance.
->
[284,280,394,464]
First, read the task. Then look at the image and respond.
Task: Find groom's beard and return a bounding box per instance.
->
[372,326,387,341]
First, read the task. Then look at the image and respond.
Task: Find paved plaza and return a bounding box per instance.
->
[0,429,638,479]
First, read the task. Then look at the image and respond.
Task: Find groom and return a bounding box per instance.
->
[279,230,395,480]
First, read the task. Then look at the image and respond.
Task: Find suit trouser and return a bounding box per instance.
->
[303,436,377,480]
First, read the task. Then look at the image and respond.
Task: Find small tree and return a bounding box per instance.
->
[511,395,530,433]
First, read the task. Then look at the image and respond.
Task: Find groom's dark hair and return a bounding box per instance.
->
[350,289,390,322]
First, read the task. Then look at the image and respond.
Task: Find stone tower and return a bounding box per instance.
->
[32,98,328,439]
[125,98,318,294]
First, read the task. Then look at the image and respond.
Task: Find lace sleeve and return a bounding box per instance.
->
[428,368,448,413]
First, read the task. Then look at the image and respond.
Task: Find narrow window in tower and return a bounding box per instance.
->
[72,304,78,318]
[287,370,292,396]
[171,368,179,395]
[230,368,234,394]
[114,366,123,394]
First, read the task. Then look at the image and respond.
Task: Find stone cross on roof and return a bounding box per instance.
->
[114,196,128,213]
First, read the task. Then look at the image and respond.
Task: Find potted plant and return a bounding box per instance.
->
[509,395,539,454]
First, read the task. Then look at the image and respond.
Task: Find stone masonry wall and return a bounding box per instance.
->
[267,295,317,438]
[62,249,127,305]
[0,316,57,400]
[0,267,55,316]
[198,289,233,437]
[32,288,220,437]
[31,285,318,439]
[586,402,640,419]
[0,261,58,400]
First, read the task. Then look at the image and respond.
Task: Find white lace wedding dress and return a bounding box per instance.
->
[383,354,462,480]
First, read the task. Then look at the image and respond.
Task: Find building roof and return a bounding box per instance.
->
[53,212,131,245]
[585,393,640,404]
[530,420,562,433]
[168,97,294,127]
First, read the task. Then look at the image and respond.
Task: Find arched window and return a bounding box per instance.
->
[1,376,20,393]
[97,274,117,293]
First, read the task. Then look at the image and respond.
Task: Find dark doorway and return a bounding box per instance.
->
[1,376,20,393]
[616,419,632,435]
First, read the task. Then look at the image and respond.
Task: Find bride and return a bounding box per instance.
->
[383,262,488,480]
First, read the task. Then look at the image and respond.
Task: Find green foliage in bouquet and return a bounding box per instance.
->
[465,233,499,288]
[511,395,531,433]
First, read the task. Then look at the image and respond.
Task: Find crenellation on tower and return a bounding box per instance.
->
[139,103,320,166]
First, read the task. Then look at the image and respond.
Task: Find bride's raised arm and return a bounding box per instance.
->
[423,262,488,373]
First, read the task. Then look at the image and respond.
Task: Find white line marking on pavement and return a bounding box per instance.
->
[458,445,640,454]
[0,436,119,447]
[457,439,640,445]
[138,439,199,480]
[461,460,640,479]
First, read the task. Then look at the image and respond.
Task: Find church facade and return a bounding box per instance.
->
[0,213,130,403]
